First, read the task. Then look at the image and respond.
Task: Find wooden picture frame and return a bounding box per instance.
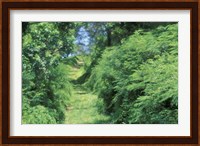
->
[1,1,198,144]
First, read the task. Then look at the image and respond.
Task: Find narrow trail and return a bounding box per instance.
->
[65,60,110,124]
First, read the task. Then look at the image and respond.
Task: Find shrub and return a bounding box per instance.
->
[86,24,178,124]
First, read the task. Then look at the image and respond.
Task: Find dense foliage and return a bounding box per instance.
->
[22,22,178,124]
[22,22,76,124]
[85,24,178,124]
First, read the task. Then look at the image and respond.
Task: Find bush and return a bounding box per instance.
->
[86,24,178,124]
[22,22,75,124]
[22,105,56,124]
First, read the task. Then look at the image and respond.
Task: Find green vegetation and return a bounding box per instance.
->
[22,22,178,124]
[65,85,110,124]
[22,22,76,124]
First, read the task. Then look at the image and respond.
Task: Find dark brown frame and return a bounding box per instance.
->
[2,1,198,144]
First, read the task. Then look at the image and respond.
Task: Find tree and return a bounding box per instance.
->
[22,22,77,123]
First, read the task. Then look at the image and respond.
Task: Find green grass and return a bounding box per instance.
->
[65,58,110,124]
[65,85,110,124]
[67,65,84,81]
[67,55,91,81]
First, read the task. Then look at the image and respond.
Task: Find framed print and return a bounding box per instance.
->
[1,1,198,144]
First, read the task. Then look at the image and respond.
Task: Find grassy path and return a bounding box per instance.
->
[65,85,110,124]
[64,62,110,124]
